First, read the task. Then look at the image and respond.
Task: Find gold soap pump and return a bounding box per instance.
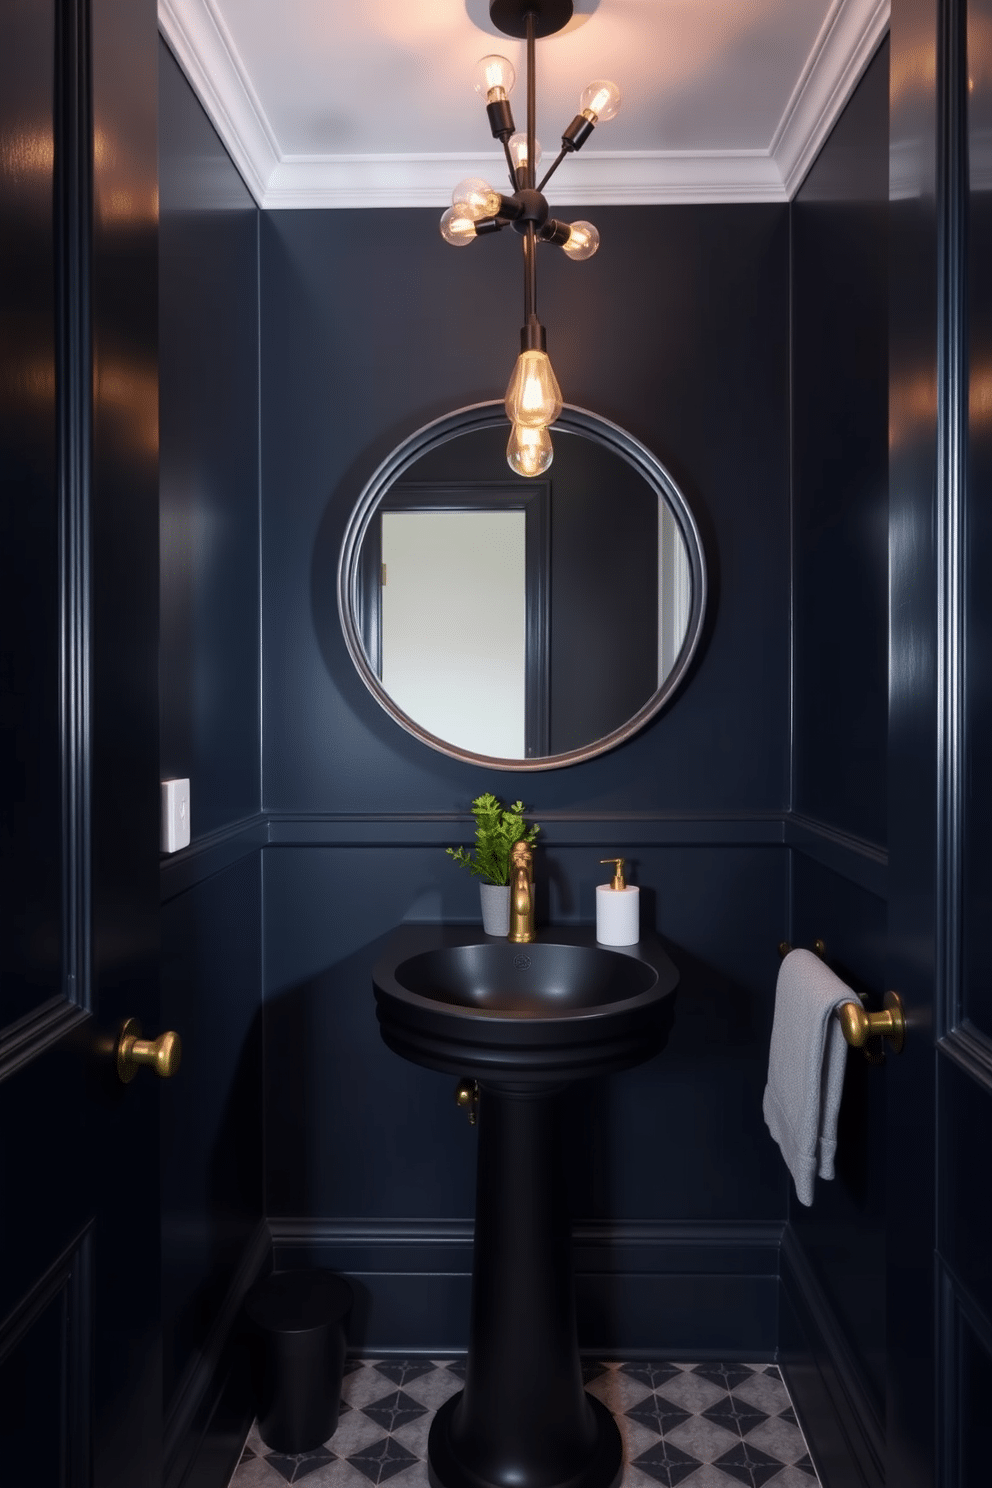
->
[596,855,640,946]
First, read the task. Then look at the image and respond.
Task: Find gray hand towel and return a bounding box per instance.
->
[762,948,852,1206]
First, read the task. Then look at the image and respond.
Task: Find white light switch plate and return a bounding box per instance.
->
[161,778,190,853]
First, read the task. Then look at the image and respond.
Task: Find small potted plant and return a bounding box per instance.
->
[447,793,541,935]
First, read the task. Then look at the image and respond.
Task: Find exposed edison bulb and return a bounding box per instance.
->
[504,350,563,429]
[579,79,622,123]
[507,423,553,478]
[508,132,542,175]
[452,177,501,219]
[440,206,478,246]
[473,54,516,102]
[562,220,600,261]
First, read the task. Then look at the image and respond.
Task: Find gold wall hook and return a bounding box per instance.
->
[116,1018,182,1083]
[779,939,826,959]
[837,991,906,1054]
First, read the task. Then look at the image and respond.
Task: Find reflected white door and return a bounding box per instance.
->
[380,509,527,756]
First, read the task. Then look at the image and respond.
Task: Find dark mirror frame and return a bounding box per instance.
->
[337,401,708,771]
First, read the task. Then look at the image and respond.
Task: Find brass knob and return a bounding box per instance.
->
[837,990,906,1054]
[116,1018,182,1083]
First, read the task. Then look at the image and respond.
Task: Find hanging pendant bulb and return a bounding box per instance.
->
[504,350,563,429]
[508,131,542,176]
[439,206,478,246]
[452,177,501,219]
[579,79,622,123]
[561,220,600,261]
[507,424,553,478]
[473,54,516,102]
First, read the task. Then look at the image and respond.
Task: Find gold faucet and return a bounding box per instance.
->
[508,840,535,944]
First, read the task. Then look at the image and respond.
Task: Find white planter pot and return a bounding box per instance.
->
[480,882,511,937]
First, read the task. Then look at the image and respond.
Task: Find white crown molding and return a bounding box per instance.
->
[771,0,890,197]
[158,0,278,202]
[261,152,787,209]
[158,0,890,209]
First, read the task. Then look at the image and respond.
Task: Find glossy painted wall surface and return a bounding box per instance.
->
[157,41,264,1468]
[260,204,790,814]
[259,203,793,1350]
[784,40,889,1483]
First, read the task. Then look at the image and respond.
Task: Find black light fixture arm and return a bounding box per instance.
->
[536,145,568,194]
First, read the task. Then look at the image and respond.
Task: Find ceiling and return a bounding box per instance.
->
[158,0,889,209]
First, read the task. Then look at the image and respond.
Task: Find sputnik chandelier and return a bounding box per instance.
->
[440,0,620,478]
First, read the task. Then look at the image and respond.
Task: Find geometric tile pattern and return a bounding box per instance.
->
[228,1359,821,1487]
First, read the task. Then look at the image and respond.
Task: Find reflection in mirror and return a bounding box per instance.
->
[339,404,706,771]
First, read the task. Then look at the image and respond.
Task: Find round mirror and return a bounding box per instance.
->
[337,402,707,770]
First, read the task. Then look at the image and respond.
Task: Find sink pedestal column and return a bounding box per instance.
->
[428,1084,622,1488]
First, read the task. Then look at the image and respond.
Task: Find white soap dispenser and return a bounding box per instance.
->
[596,857,640,946]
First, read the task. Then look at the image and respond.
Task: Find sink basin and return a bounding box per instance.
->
[373,924,680,1488]
[373,923,678,1084]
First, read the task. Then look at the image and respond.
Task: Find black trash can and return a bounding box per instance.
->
[244,1269,353,1454]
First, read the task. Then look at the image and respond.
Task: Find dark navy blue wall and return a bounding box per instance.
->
[783,40,889,1488]
[158,41,265,1482]
[259,202,793,1351]
[261,204,790,814]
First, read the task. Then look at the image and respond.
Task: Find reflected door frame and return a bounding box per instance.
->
[356,481,551,757]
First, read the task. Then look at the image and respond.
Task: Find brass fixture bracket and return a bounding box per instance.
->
[778,940,905,1057]
[116,1018,182,1084]
[456,1079,479,1125]
[837,990,906,1054]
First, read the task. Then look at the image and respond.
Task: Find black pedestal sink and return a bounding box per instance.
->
[373,924,679,1488]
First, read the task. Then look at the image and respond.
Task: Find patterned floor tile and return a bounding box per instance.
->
[631,1437,703,1485]
[232,1458,289,1488]
[397,1366,463,1411]
[655,1371,729,1415]
[741,1414,810,1465]
[680,1467,765,1488]
[391,1410,433,1461]
[340,1367,401,1411]
[664,1412,743,1465]
[621,1362,686,1393]
[702,1395,769,1439]
[226,1358,821,1488]
[731,1372,790,1416]
[712,1441,785,1487]
[586,1365,663,1412]
[360,1391,428,1434]
[626,1393,692,1437]
[346,1436,419,1485]
[264,1447,334,1483]
[373,1361,438,1390]
[322,1408,385,1458]
[693,1365,759,1395]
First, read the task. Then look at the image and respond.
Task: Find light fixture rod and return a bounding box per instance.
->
[523,12,538,326]
[523,223,537,322]
[526,11,536,190]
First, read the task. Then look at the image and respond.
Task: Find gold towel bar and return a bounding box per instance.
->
[778,941,906,1054]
